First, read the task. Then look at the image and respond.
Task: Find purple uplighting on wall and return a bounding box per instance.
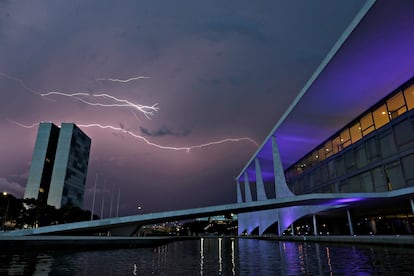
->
[327,197,363,205]
[240,1,414,175]
[237,1,414,235]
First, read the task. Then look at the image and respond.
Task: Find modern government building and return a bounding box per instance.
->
[24,123,91,209]
[236,1,414,236]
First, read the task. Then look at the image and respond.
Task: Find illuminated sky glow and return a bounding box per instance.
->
[0,0,367,215]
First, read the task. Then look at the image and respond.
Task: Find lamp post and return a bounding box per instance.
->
[2,192,10,229]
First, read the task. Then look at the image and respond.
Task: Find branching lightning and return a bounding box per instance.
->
[77,123,259,152]
[1,72,158,119]
[8,120,259,152]
[96,76,149,83]
[4,72,259,152]
[40,92,159,119]
[0,72,38,94]
[6,119,38,129]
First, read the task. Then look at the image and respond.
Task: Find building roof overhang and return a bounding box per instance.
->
[238,0,414,181]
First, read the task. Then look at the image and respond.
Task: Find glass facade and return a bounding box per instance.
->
[286,78,414,195]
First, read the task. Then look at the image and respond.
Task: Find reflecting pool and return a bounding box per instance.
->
[1,238,414,275]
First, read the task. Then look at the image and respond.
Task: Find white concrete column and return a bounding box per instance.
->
[236,179,243,203]
[410,199,414,215]
[313,214,318,236]
[291,223,294,235]
[244,172,252,202]
[277,211,283,236]
[347,209,354,236]
[255,158,267,201]
[272,136,294,198]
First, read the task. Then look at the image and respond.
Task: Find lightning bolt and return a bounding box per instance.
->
[4,72,259,151]
[0,72,38,94]
[40,92,159,119]
[1,72,158,119]
[78,124,259,152]
[96,76,149,83]
[8,120,259,152]
[6,119,39,129]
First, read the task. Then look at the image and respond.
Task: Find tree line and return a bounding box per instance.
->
[1,193,98,231]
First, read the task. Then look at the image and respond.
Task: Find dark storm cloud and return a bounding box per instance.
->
[200,16,268,43]
[199,75,248,87]
[0,177,24,196]
[140,125,190,137]
[0,0,369,215]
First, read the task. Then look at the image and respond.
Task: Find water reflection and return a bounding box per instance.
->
[1,238,414,275]
[199,237,237,275]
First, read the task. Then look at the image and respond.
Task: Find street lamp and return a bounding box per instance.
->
[2,192,10,230]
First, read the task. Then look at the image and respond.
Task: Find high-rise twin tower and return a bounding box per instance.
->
[24,122,91,209]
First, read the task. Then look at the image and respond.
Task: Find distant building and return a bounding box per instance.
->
[24,122,91,209]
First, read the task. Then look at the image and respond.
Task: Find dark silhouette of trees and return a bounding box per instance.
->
[1,195,99,230]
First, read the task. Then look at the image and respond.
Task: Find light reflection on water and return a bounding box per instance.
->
[1,238,414,275]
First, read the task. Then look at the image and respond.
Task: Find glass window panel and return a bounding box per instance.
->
[372,104,390,129]
[332,136,341,154]
[360,113,374,131]
[350,122,362,143]
[335,157,345,176]
[321,184,333,193]
[379,131,397,158]
[290,180,298,194]
[360,172,374,192]
[332,181,340,193]
[404,83,414,110]
[301,175,309,194]
[394,118,414,149]
[402,154,414,183]
[318,147,326,161]
[372,167,387,192]
[328,160,336,179]
[324,140,333,157]
[360,113,375,136]
[320,164,329,183]
[366,137,380,162]
[340,129,351,148]
[339,179,349,192]
[312,150,319,164]
[362,125,375,136]
[309,169,321,192]
[355,144,368,169]
[387,92,406,119]
[349,175,360,192]
[344,150,355,171]
[386,161,405,190]
[305,154,315,168]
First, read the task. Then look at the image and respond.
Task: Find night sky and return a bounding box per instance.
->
[0,0,366,216]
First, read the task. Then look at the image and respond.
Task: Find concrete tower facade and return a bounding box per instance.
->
[25,122,91,209]
[24,122,60,204]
